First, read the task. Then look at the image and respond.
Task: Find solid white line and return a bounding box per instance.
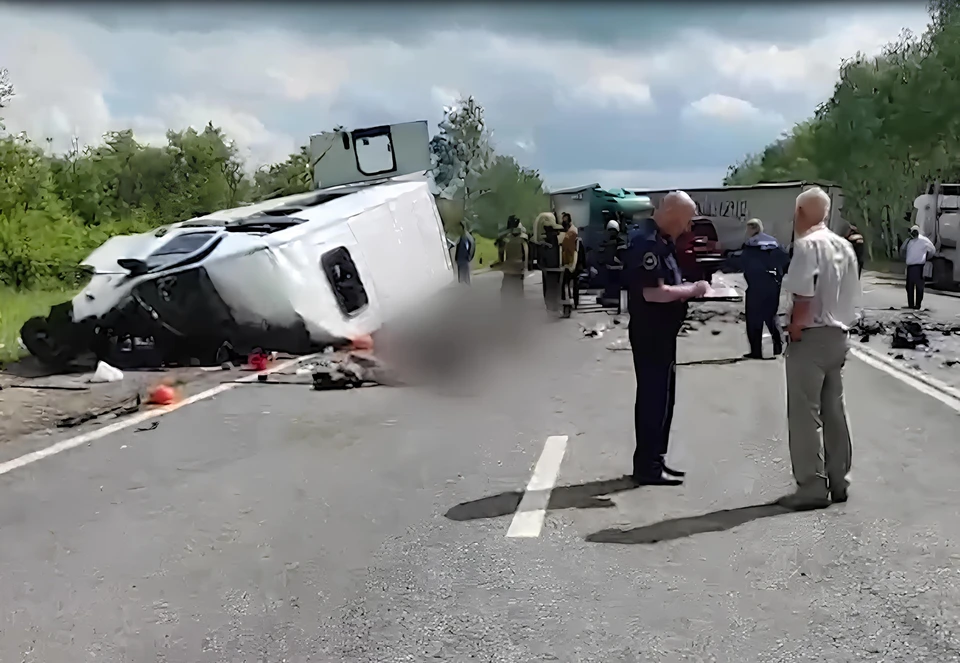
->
[850,345,960,414]
[506,435,569,538]
[0,353,321,478]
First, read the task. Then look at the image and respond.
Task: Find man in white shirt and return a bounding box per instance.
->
[900,225,935,309]
[778,187,862,511]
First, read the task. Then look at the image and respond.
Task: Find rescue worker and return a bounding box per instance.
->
[599,219,625,308]
[900,225,935,309]
[535,212,564,312]
[741,218,789,359]
[496,215,528,299]
[454,221,476,285]
[560,213,579,314]
[845,225,865,277]
[624,191,708,485]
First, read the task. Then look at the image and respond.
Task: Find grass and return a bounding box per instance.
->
[0,286,74,365]
[473,236,498,269]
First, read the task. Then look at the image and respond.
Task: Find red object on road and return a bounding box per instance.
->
[147,383,178,406]
[248,351,269,372]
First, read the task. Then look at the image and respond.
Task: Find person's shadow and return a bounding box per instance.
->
[444,477,640,521]
[584,501,792,545]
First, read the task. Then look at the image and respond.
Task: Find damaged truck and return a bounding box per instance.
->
[20,121,458,369]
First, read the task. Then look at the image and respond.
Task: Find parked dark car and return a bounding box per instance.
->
[676,217,723,282]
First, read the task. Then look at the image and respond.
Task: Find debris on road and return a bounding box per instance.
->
[57,394,141,428]
[582,323,607,339]
[606,337,631,352]
[146,382,180,406]
[135,421,159,433]
[312,351,401,391]
[891,320,929,350]
[88,361,124,384]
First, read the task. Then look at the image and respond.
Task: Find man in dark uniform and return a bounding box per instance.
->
[741,218,790,359]
[624,191,708,485]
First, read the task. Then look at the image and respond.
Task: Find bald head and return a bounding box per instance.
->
[654,190,697,239]
[795,186,831,235]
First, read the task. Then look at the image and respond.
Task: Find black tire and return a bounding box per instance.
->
[20,316,78,368]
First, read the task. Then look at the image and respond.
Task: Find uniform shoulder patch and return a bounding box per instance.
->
[642,252,659,270]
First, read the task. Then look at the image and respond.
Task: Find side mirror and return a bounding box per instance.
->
[117,258,149,276]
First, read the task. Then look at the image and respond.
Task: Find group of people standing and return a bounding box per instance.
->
[623,188,861,512]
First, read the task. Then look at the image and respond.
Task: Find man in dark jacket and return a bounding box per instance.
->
[741,218,790,359]
[454,222,476,285]
[845,225,866,277]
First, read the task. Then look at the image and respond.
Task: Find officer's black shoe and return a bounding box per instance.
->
[743,352,763,360]
[662,465,686,478]
[772,346,783,357]
[629,472,683,487]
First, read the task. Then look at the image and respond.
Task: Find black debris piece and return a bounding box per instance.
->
[135,421,159,432]
[891,320,929,350]
[311,351,401,391]
[57,393,141,428]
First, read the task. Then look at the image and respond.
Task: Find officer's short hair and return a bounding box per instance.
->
[746,218,763,233]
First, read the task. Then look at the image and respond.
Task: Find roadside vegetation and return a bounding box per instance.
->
[725,1,960,266]
[0,65,548,363]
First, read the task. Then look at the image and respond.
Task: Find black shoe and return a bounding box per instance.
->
[830,488,848,504]
[772,346,783,357]
[629,472,683,486]
[743,352,763,360]
[776,492,831,511]
[662,465,686,478]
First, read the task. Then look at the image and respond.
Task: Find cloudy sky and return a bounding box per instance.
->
[0,2,931,191]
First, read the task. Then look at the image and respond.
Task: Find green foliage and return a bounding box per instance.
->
[723,8,960,261]
[430,95,548,239]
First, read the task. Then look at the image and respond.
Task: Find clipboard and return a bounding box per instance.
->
[691,286,743,302]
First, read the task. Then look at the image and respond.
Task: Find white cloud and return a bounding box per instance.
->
[643,11,930,100]
[684,94,784,127]
[0,5,928,176]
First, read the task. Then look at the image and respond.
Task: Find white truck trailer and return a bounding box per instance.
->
[914,182,960,289]
[629,181,848,254]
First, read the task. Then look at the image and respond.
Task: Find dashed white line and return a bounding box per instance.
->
[506,435,569,538]
[0,353,321,478]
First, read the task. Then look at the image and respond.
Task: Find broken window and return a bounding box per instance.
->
[352,126,398,177]
[321,247,369,316]
[145,231,219,270]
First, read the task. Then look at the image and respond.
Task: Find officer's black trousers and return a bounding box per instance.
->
[745,285,782,356]
[630,337,677,477]
[906,264,925,309]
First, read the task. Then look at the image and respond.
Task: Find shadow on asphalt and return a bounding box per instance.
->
[444,477,640,521]
[676,356,751,367]
[584,501,792,545]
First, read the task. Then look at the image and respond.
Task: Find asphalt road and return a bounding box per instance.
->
[3,272,960,662]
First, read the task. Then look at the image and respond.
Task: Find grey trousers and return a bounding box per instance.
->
[784,326,853,496]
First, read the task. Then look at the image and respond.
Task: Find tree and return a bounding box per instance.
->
[722,6,960,261]
[254,145,312,201]
[429,96,495,232]
[0,67,14,131]
[470,155,548,238]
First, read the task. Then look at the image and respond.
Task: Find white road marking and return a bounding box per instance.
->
[506,435,569,538]
[850,345,960,414]
[0,354,321,478]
